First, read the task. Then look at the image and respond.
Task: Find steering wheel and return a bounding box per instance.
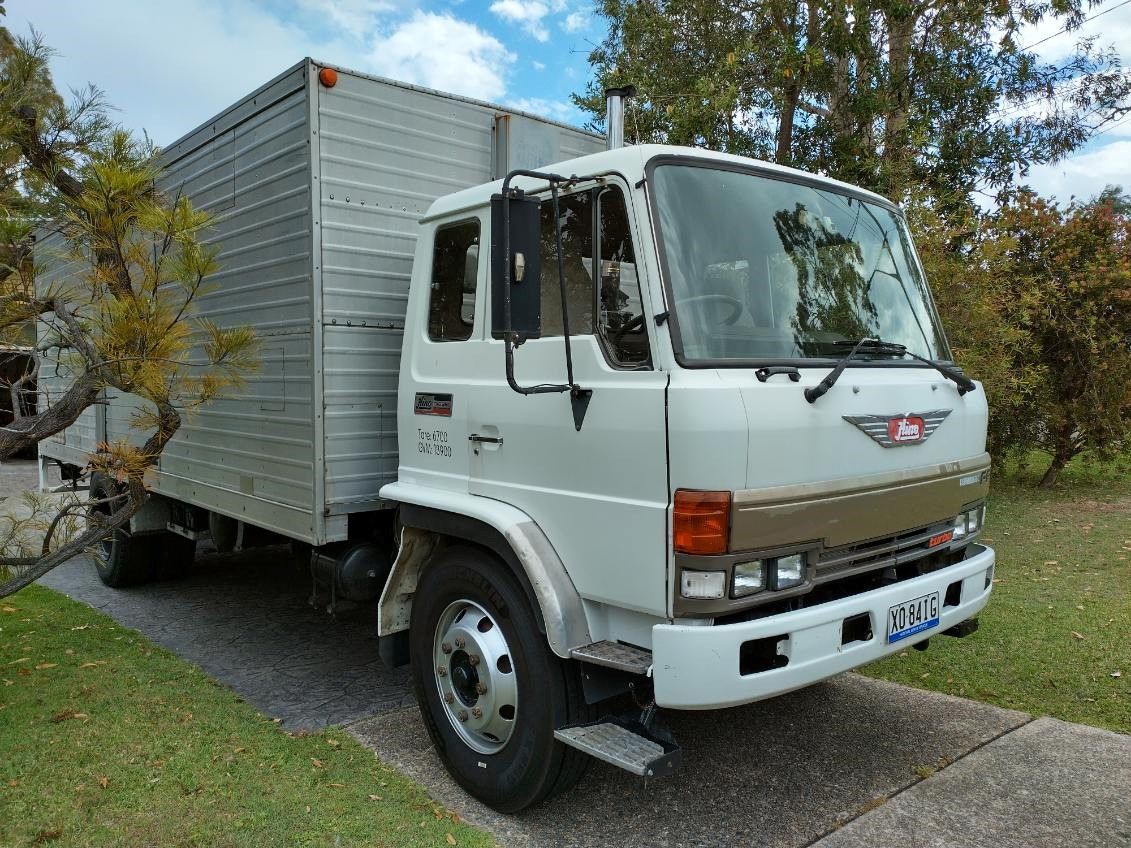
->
[611,312,647,344]
[676,294,744,326]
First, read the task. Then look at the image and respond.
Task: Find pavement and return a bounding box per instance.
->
[6,457,1130,848]
[37,546,415,727]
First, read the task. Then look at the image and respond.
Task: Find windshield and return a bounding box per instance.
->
[650,162,951,364]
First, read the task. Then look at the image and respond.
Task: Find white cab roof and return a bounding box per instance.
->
[422,144,898,222]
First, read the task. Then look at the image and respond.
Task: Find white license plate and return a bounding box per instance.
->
[887,592,940,643]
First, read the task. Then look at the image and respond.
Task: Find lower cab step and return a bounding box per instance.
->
[554,716,681,778]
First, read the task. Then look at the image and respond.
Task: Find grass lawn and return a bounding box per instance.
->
[863,454,1131,733]
[0,585,494,848]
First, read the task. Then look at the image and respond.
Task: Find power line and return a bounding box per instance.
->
[1016,0,1131,52]
[1091,111,1131,138]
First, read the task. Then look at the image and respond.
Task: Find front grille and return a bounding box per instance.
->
[713,524,969,626]
[814,520,955,585]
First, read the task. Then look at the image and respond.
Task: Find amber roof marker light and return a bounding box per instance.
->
[318,67,338,88]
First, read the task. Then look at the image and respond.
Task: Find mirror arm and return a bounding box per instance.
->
[550,182,578,391]
[499,168,599,432]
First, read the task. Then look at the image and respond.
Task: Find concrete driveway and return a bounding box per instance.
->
[11,458,1128,848]
[36,548,1131,848]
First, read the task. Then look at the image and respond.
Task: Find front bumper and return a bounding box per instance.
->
[651,543,995,709]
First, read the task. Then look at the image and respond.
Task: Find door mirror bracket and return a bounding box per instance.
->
[491,168,609,431]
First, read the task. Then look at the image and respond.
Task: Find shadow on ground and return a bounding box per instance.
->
[39,547,414,728]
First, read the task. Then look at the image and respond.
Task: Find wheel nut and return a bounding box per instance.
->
[444,693,454,704]
[476,682,487,695]
[471,707,483,719]
[454,637,465,649]
[437,666,447,677]
[457,710,468,722]
[441,642,452,654]
[468,654,480,667]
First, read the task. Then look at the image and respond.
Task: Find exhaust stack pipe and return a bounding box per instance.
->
[605,85,637,150]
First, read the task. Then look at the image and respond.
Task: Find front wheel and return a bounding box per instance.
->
[409,546,591,812]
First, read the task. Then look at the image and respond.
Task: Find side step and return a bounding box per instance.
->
[570,640,652,675]
[554,717,680,778]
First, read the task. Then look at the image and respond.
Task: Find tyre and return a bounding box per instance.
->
[409,546,592,812]
[88,475,196,587]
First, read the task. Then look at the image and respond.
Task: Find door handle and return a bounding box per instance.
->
[469,433,503,445]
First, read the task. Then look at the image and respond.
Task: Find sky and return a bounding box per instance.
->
[5,0,1130,203]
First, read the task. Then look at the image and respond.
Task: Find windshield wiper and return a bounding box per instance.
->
[804,338,976,403]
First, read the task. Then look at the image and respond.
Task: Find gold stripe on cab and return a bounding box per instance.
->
[730,454,991,552]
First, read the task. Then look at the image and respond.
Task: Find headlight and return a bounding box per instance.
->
[681,570,726,599]
[732,561,765,597]
[771,553,806,590]
[954,504,985,540]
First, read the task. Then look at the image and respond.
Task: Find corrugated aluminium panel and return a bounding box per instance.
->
[103,64,319,536]
[316,67,604,510]
[36,58,604,540]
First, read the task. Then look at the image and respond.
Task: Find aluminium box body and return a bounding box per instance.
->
[36,59,603,544]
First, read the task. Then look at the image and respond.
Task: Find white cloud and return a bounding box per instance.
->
[490,0,551,42]
[5,0,354,145]
[563,11,588,33]
[297,0,396,35]
[1024,138,1131,202]
[368,12,513,101]
[505,96,579,124]
[532,60,547,70]
[7,1,515,143]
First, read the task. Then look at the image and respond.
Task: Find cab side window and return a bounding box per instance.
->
[596,188,649,366]
[540,191,594,336]
[537,186,651,365]
[428,219,480,342]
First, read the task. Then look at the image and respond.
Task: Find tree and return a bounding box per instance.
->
[576,0,1130,206]
[924,190,1131,486]
[0,27,256,596]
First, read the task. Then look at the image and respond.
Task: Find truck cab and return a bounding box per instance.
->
[380,142,994,810]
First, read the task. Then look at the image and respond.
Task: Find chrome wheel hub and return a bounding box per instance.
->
[433,599,517,754]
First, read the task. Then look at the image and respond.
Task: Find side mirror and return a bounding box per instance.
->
[491,191,541,340]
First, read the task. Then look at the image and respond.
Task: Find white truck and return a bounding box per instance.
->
[39,60,995,812]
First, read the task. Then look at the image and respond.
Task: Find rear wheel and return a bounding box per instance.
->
[88,475,196,587]
[409,546,591,812]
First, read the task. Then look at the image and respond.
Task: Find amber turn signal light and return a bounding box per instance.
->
[318,67,338,87]
[673,489,731,555]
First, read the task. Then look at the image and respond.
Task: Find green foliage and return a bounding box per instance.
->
[922,191,1131,484]
[865,467,1131,732]
[0,586,495,847]
[578,0,1130,204]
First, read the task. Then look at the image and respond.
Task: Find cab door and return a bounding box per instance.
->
[467,182,670,617]
[397,217,484,495]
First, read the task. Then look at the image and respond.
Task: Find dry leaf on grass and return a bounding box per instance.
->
[51,710,89,723]
[446,834,457,845]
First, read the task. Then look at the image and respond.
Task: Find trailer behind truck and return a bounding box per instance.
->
[39,59,995,813]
